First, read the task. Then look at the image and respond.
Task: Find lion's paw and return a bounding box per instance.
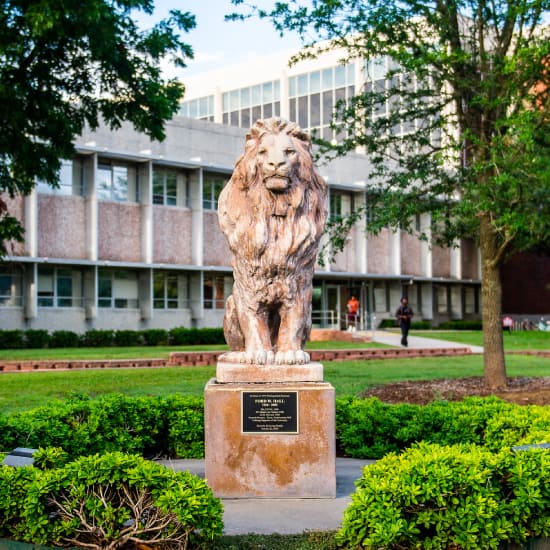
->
[275,350,310,365]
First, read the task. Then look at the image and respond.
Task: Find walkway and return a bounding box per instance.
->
[370,330,484,353]
[158,457,374,535]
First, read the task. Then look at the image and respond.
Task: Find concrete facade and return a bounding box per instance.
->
[0,48,483,333]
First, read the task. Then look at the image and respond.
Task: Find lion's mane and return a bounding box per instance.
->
[218,118,327,356]
[219,118,327,268]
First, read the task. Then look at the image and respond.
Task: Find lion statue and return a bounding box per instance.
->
[218,118,327,366]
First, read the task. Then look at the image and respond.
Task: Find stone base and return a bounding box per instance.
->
[204,378,336,498]
[216,361,323,383]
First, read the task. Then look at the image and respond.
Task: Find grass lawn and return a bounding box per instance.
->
[411,329,550,350]
[0,339,381,361]
[1,353,549,415]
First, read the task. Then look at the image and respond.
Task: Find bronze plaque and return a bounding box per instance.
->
[242,391,298,434]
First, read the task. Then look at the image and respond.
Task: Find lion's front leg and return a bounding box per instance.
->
[231,295,275,365]
[275,295,311,365]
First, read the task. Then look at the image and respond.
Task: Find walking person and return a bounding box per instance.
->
[396,297,414,347]
[346,295,360,331]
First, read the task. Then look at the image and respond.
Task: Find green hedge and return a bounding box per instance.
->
[437,319,483,330]
[0,393,205,461]
[2,394,549,549]
[0,326,226,349]
[2,394,548,464]
[0,451,223,548]
[336,396,550,459]
[338,442,550,549]
[378,319,433,329]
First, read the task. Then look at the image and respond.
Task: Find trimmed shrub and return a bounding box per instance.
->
[437,319,483,330]
[335,396,549,459]
[0,329,25,349]
[336,397,419,458]
[2,452,223,548]
[142,328,168,346]
[411,320,432,329]
[163,395,205,459]
[338,443,550,550]
[0,394,205,461]
[49,330,80,348]
[169,326,226,346]
[113,329,143,347]
[24,329,50,349]
[169,326,198,345]
[81,329,114,347]
[0,465,40,538]
[196,327,225,345]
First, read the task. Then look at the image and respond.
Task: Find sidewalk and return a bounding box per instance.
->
[370,330,484,353]
[158,457,374,535]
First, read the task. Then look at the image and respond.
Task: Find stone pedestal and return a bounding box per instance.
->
[204,370,336,498]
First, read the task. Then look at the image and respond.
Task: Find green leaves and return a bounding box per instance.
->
[0,0,196,250]
[0,451,223,546]
[0,393,206,460]
[339,443,550,549]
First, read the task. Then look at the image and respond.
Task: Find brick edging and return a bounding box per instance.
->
[0,347,476,372]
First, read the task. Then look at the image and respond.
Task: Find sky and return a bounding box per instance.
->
[135,0,304,79]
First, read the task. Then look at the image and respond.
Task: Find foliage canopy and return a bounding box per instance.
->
[0,0,195,254]
[230,0,550,387]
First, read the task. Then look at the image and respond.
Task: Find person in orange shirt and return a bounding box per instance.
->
[347,295,360,331]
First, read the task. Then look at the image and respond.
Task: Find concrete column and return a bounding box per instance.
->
[451,284,463,319]
[390,229,401,275]
[420,213,432,278]
[189,271,203,324]
[354,191,368,273]
[140,161,153,264]
[354,62,367,155]
[214,86,223,124]
[421,282,433,320]
[24,190,37,257]
[24,263,37,320]
[139,268,153,321]
[189,169,203,266]
[84,154,98,261]
[450,241,462,280]
[84,266,97,321]
[280,70,290,120]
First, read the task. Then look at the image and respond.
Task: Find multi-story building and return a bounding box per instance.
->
[0,50,482,333]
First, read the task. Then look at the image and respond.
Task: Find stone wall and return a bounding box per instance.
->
[37,195,86,259]
[98,202,142,262]
[153,206,193,264]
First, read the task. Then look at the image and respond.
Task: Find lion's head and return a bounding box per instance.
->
[219,119,327,245]
[229,118,326,198]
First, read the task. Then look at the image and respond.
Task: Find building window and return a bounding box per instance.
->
[289,64,355,141]
[37,267,82,307]
[464,286,478,314]
[0,269,22,307]
[436,286,449,314]
[97,160,138,202]
[373,282,388,312]
[154,271,188,309]
[153,169,178,206]
[36,158,84,196]
[329,190,354,220]
[98,269,139,309]
[364,56,427,138]
[179,95,215,121]
[203,175,226,210]
[203,274,232,309]
[222,81,281,127]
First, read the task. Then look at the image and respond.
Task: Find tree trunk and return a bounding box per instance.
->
[479,214,507,389]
